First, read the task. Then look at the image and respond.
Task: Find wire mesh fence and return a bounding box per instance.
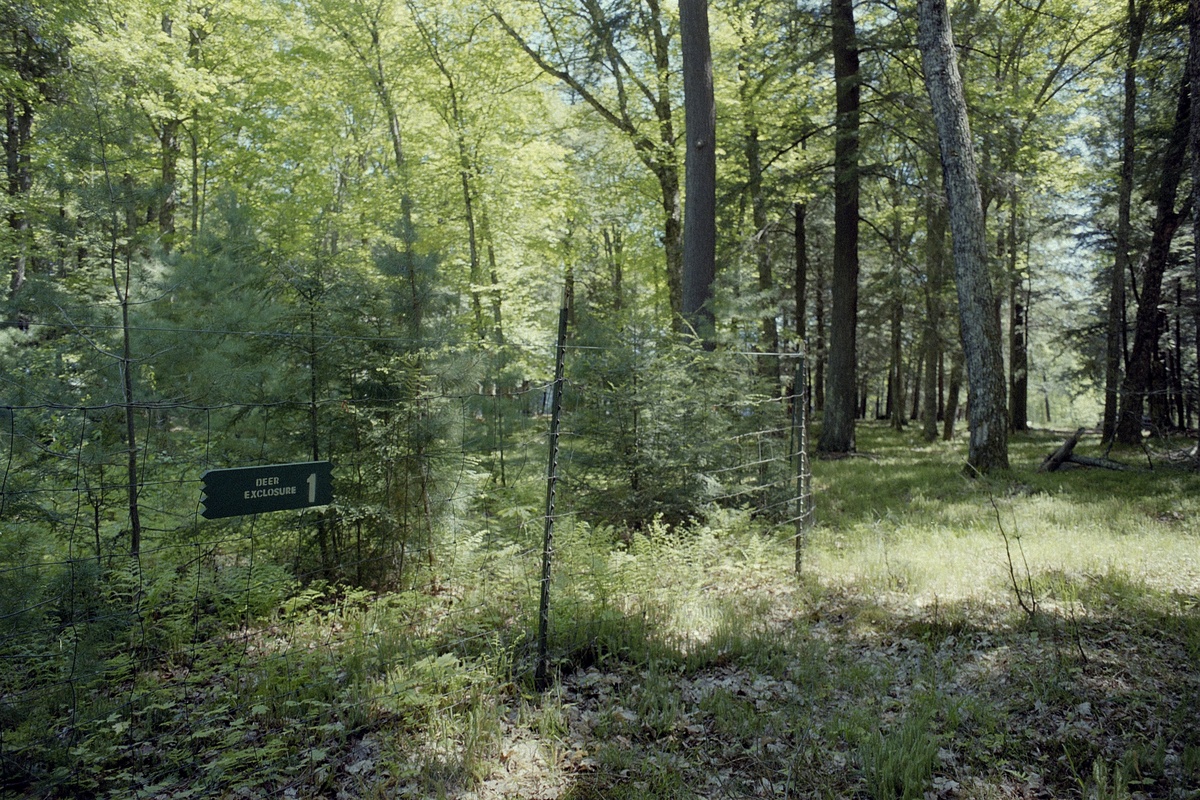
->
[0,329,812,798]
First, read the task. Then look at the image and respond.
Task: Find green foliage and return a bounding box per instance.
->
[857,705,941,800]
[565,326,794,531]
[0,0,1196,790]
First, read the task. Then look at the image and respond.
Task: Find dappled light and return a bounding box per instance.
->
[2,0,1198,793]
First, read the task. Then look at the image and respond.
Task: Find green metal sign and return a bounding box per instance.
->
[200,461,333,519]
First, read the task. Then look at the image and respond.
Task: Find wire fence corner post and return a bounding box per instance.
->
[535,284,571,691]
[792,351,813,577]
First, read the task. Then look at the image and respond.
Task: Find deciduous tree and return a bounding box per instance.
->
[918,0,1009,474]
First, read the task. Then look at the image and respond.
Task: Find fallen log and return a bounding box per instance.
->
[1039,428,1086,472]
[1065,454,1132,471]
[1040,428,1136,472]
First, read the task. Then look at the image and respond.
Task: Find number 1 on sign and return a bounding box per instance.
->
[307,472,316,504]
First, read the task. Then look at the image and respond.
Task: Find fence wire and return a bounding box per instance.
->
[0,336,812,799]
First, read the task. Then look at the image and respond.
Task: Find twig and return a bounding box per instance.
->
[989,496,1037,619]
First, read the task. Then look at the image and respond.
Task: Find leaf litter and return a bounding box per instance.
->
[404,565,1200,800]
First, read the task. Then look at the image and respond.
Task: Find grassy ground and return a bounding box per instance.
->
[409,424,1200,800]
[21,423,1200,799]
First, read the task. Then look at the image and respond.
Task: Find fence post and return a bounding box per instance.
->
[792,351,813,575]
[536,285,571,690]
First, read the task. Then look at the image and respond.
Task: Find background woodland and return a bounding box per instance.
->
[2,0,1200,797]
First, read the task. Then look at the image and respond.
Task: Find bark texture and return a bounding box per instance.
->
[1191,0,1200,456]
[818,0,860,453]
[1115,78,1191,444]
[1103,0,1146,442]
[680,0,717,345]
[922,166,947,443]
[917,0,1009,474]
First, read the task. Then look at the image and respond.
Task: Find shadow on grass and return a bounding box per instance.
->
[534,560,1200,800]
[810,421,1200,531]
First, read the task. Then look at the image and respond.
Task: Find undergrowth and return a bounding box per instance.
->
[4,423,1199,799]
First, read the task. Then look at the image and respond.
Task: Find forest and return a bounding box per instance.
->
[2,0,1199,797]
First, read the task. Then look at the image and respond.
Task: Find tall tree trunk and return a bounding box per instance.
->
[1008,204,1029,432]
[795,201,807,348]
[408,3,486,341]
[1191,0,1200,453]
[157,14,181,254]
[907,352,916,422]
[922,164,947,442]
[189,124,200,238]
[659,166,685,323]
[309,293,331,578]
[379,82,421,342]
[739,45,779,380]
[603,225,625,314]
[918,0,1009,474]
[815,247,826,412]
[889,289,905,430]
[160,118,179,253]
[113,173,143,558]
[325,5,423,341]
[1104,0,1147,442]
[819,0,860,453]
[5,97,32,297]
[943,350,963,441]
[1149,347,1172,430]
[480,202,505,343]
[644,0,684,323]
[680,0,717,346]
[461,157,484,339]
[1115,77,1192,444]
[1173,278,1186,427]
[1009,282,1029,432]
[889,178,905,430]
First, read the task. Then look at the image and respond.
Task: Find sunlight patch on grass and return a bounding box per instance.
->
[804,506,1200,606]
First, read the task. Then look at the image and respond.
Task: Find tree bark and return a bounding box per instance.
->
[1191,0,1200,456]
[4,9,60,299]
[1104,0,1147,442]
[603,225,624,314]
[795,201,808,348]
[814,242,826,412]
[1007,194,1028,432]
[943,349,963,441]
[5,97,33,297]
[918,0,1009,474]
[922,162,947,442]
[680,0,717,346]
[1173,278,1186,427]
[738,46,778,378]
[819,0,860,453]
[1009,277,1029,432]
[1115,77,1192,444]
[889,177,906,430]
[480,202,505,343]
[889,285,905,430]
[157,14,181,254]
[1039,428,1086,472]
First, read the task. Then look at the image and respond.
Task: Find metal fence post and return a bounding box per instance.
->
[535,285,571,690]
[792,351,814,575]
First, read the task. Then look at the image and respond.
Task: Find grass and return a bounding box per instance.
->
[10,422,1200,799]
[533,424,1200,800]
[809,426,1200,604]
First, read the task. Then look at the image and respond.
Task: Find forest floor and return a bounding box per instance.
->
[342,425,1200,800]
[12,425,1199,800]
